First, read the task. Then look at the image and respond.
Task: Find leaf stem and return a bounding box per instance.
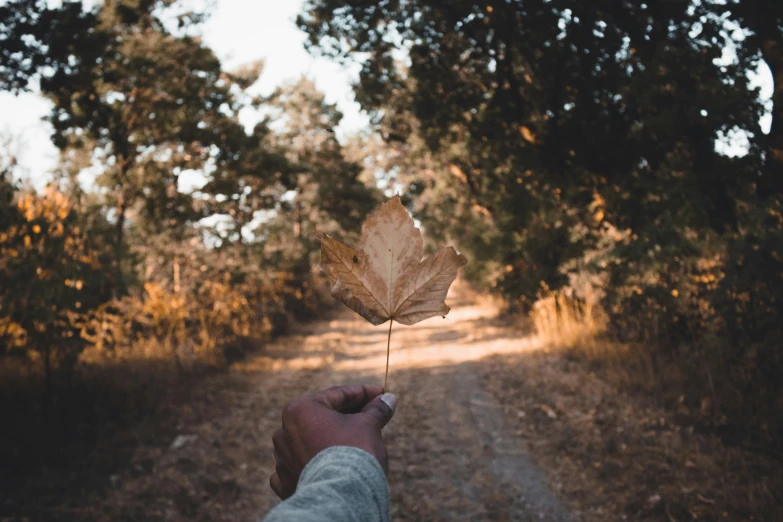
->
[383,319,393,392]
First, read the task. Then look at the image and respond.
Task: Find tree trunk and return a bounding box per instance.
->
[113,191,128,295]
[759,36,783,198]
[42,344,53,421]
[112,143,131,275]
[173,259,180,292]
[741,2,783,198]
[293,197,302,238]
[115,192,126,249]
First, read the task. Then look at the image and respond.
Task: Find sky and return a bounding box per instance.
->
[0,0,775,187]
[0,0,367,186]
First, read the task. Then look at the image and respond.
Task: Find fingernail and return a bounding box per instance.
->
[379,392,397,413]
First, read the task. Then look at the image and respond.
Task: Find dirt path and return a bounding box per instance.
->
[364,297,573,522]
[69,288,570,522]
[70,287,780,522]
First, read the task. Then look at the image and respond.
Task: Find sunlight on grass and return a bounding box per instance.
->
[531,289,607,353]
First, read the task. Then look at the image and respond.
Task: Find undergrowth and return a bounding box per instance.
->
[531,289,783,456]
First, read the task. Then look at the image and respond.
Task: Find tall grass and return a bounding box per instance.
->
[531,289,667,405]
[531,287,783,454]
[531,289,607,351]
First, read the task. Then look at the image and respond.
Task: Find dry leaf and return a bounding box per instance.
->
[317,196,467,389]
[540,404,558,419]
[318,196,467,326]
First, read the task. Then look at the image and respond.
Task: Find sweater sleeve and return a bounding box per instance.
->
[261,446,390,522]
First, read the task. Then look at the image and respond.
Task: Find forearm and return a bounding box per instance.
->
[262,446,390,522]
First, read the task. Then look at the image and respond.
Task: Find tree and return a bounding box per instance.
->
[2,1,287,277]
[0,0,98,92]
[298,0,767,306]
[0,135,19,229]
[265,77,379,239]
[720,0,783,198]
[0,1,388,429]
[299,0,783,446]
[0,183,115,403]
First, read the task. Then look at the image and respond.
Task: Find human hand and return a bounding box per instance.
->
[269,384,398,499]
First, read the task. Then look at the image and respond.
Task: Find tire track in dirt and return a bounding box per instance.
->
[270,287,574,521]
[359,294,573,522]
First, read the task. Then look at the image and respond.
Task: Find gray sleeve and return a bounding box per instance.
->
[262,446,390,522]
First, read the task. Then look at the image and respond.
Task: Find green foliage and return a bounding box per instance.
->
[264,78,380,239]
[0,1,380,405]
[299,0,783,445]
[716,201,783,373]
[0,0,99,92]
[2,0,780,454]
[0,184,115,378]
[299,1,768,297]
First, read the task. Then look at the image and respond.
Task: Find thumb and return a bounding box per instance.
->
[360,392,397,429]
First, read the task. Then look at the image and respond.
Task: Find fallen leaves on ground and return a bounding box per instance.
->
[479,350,783,521]
[4,287,780,522]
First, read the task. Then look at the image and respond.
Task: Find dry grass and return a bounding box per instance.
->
[516,289,783,520]
[480,350,783,521]
[531,289,607,350]
[530,290,686,411]
[529,287,783,458]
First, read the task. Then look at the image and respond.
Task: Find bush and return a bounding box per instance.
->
[0,185,115,397]
[535,201,783,451]
[0,184,328,404]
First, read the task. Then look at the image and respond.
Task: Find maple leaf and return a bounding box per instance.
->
[317,196,467,389]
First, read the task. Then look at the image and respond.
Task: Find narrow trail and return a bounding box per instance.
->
[336,292,573,522]
[76,286,778,522]
[82,287,572,522]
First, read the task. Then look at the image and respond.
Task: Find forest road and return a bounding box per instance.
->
[93,286,575,522]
